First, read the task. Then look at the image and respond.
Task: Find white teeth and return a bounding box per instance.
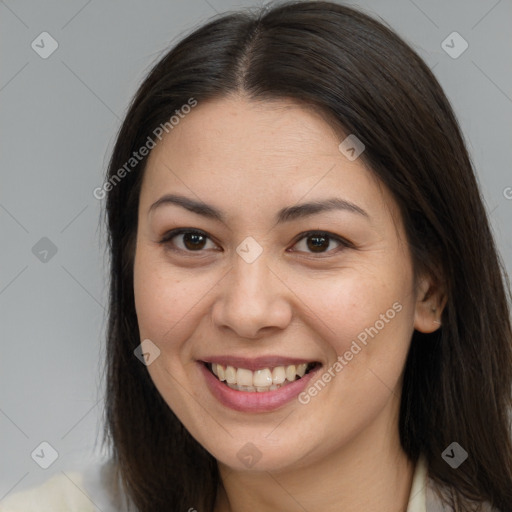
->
[236,368,253,387]
[227,382,285,392]
[296,363,307,377]
[209,362,315,391]
[285,365,297,382]
[272,366,286,384]
[253,369,272,387]
[225,365,237,384]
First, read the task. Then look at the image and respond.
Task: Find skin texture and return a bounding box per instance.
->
[133,94,445,512]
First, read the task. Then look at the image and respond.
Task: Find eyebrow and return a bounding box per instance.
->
[148,193,369,223]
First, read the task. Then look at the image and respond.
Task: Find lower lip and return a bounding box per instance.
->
[198,362,322,413]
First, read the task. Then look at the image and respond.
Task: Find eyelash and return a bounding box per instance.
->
[157,228,353,257]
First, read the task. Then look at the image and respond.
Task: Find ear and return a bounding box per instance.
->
[413,272,447,333]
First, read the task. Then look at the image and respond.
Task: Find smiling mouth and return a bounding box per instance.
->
[203,361,320,392]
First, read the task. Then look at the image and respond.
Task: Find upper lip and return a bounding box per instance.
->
[199,355,320,371]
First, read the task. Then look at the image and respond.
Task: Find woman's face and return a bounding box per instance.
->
[133,95,438,472]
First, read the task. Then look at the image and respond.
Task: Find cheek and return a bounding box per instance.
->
[299,270,404,337]
[293,263,415,389]
[133,245,220,349]
[133,246,188,342]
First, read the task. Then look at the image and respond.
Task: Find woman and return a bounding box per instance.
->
[2,1,511,511]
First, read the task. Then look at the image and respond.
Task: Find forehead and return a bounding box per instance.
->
[140,94,397,228]
[150,95,343,167]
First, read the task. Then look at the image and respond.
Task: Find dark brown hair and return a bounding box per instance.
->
[101,1,512,510]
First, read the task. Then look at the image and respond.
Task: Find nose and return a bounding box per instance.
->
[211,250,293,339]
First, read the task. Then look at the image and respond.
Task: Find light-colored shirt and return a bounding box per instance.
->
[0,454,435,512]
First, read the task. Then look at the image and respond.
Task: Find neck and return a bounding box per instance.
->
[214,408,415,512]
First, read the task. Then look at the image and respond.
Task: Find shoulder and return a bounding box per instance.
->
[0,470,94,512]
[0,460,131,512]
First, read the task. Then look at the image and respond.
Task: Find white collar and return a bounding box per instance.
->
[406,453,428,512]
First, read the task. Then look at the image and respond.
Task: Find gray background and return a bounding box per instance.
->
[1,0,511,500]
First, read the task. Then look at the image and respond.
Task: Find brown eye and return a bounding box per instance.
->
[159,229,217,252]
[159,229,351,257]
[292,231,350,255]
[306,234,330,252]
[182,232,207,250]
